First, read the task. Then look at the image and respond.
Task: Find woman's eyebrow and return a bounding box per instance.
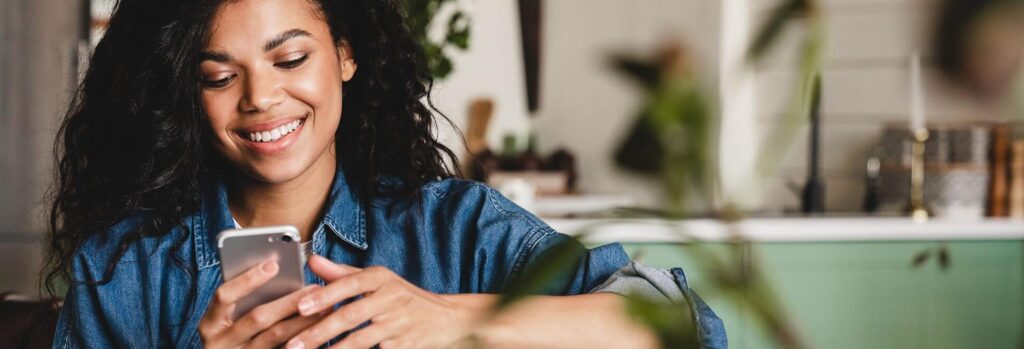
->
[200,29,313,63]
[264,29,314,52]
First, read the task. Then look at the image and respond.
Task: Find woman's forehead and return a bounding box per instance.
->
[206,0,329,50]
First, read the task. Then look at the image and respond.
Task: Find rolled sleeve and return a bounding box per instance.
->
[591,261,728,349]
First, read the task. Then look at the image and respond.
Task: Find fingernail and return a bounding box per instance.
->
[298,297,314,314]
[286,340,305,349]
[262,261,278,274]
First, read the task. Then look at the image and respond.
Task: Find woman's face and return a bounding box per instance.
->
[201,0,356,184]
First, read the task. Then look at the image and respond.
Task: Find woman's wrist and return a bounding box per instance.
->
[440,294,504,348]
[444,293,662,349]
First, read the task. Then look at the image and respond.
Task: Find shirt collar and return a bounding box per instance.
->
[319,165,368,250]
[196,165,368,268]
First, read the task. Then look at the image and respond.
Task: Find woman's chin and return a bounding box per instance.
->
[240,161,313,185]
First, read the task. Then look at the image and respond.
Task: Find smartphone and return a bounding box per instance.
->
[217,225,306,320]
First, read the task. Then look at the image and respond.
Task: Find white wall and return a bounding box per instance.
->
[436,0,723,207]
[751,0,999,212]
[430,0,531,156]
[438,0,998,214]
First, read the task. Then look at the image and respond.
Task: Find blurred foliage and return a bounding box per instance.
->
[612,43,715,214]
[497,238,585,308]
[748,0,825,179]
[492,0,827,347]
[625,291,701,348]
[748,0,815,63]
[400,0,471,79]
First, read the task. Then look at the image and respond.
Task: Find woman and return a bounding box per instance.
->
[46,0,726,348]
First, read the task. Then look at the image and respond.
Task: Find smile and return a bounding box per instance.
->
[247,119,303,143]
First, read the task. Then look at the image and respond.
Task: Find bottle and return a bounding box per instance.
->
[863,155,880,213]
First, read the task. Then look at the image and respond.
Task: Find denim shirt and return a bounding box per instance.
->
[53,168,726,348]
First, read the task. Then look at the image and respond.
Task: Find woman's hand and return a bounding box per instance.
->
[285,256,478,349]
[199,260,327,349]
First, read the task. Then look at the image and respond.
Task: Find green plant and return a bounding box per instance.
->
[400,0,471,79]
[488,1,828,348]
[611,42,715,215]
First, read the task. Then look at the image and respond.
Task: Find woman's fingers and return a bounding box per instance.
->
[218,284,320,345]
[329,319,410,349]
[200,260,279,338]
[287,283,406,349]
[298,266,390,316]
[308,255,361,281]
[245,310,328,349]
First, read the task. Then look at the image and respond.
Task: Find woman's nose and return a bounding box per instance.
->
[239,69,285,113]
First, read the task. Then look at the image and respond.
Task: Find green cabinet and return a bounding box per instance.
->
[618,241,1024,349]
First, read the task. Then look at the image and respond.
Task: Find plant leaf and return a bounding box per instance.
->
[748,0,806,63]
[625,294,700,348]
[496,238,585,309]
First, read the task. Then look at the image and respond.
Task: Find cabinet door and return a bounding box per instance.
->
[620,241,1024,349]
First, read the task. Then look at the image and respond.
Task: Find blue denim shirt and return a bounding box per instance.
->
[53,167,726,348]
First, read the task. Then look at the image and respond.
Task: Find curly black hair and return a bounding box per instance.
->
[43,0,462,297]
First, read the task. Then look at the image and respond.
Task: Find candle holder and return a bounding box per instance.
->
[907,128,931,222]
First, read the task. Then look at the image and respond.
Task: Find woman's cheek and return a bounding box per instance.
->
[202,91,241,152]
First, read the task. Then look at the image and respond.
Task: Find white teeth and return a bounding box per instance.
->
[247,119,303,143]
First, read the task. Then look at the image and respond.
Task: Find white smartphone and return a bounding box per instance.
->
[217,225,306,320]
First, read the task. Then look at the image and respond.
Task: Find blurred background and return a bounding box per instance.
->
[2,0,1023,347]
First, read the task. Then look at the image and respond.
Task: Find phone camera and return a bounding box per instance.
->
[281,235,293,243]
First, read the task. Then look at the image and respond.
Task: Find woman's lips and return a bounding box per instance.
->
[245,118,302,143]
[236,114,308,154]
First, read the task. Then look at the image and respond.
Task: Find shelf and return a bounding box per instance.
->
[545,217,1024,243]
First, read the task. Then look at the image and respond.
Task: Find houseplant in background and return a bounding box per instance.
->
[487,1,828,348]
[400,0,471,79]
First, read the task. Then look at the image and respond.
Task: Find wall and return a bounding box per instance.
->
[0,0,82,296]
[751,0,999,213]
[436,0,724,207]
[442,0,995,215]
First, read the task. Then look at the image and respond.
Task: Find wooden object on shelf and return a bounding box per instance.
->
[1010,140,1024,218]
[466,98,493,155]
[988,124,1009,216]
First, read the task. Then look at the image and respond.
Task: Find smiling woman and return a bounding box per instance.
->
[45,0,724,348]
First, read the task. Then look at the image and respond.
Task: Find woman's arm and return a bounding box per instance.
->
[448,293,660,349]
[285,256,662,349]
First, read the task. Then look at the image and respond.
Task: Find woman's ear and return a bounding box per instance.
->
[337,40,357,82]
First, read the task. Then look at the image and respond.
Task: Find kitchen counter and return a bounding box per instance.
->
[545,217,1024,243]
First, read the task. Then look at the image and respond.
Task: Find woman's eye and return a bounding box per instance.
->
[275,54,309,69]
[201,75,235,88]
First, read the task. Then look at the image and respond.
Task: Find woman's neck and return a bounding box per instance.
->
[227,152,337,242]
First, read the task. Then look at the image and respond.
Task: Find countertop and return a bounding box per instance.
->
[544,217,1024,243]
